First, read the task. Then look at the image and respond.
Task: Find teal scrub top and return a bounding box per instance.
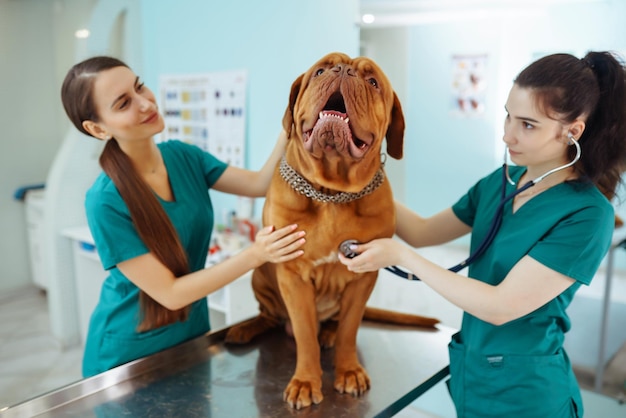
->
[448,165,614,418]
[82,140,228,377]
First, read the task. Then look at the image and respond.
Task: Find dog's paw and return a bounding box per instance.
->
[283,378,323,409]
[224,325,254,344]
[318,320,338,348]
[334,366,371,397]
[318,328,336,348]
[224,316,277,344]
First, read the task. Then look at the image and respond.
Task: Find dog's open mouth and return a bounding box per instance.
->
[303,92,370,158]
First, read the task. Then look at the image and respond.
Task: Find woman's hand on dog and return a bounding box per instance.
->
[252,224,305,264]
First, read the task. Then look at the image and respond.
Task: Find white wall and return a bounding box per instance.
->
[0,0,96,293]
[360,27,409,203]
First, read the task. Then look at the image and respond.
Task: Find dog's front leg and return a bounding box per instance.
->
[277,269,323,409]
[333,272,377,397]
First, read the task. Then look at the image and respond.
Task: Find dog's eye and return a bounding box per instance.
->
[367,78,378,88]
[315,69,324,77]
[354,138,368,149]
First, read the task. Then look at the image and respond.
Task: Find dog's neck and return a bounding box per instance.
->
[279,156,385,204]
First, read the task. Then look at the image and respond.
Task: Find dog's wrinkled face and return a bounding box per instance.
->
[283,52,404,192]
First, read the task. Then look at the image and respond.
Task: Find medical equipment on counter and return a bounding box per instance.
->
[340,138,582,281]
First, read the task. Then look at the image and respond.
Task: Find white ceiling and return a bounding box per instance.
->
[359,0,607,26]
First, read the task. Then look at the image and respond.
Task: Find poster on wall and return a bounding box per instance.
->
[450,54,487,117]
[159,70,247,168]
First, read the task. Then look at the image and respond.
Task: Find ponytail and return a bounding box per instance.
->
[100,140,190,331]
[579,52,626,200]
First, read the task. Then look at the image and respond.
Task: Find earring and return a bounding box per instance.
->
[103,135,111,140]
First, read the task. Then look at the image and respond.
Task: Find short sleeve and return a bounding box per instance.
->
[529,203,614,285]
[452,190,476,227]
[451,168,503,228]
[165,140,228,188]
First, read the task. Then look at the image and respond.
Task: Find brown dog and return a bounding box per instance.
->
[225,52,438,409]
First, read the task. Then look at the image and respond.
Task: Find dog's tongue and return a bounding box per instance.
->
[310,111,352,151]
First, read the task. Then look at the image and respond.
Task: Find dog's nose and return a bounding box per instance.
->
[333,63,356,77]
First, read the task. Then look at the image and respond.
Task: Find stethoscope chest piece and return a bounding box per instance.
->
[339,239,360,259]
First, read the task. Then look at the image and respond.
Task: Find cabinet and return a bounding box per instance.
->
[205,232,260,330]
[207,271,258,330]
[62,226,107,345]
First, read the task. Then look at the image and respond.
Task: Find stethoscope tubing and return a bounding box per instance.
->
[384,170,533,280]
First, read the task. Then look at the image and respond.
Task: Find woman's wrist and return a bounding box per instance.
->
[239,241,265,268]
[395,241,415,270]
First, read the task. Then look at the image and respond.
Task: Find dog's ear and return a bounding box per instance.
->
[282,73,305,138]
[385,92,405,159]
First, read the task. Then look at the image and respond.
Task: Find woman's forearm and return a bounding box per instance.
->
[396,246,500,322]
[167,245,263,309]
[120,224,304,311]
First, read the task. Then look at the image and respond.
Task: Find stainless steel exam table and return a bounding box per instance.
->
[1,321,456,418]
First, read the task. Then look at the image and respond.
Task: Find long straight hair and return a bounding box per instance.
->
[61,56,190,331]
[99,140,190,331]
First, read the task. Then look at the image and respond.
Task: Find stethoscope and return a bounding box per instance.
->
[339,135,582,281]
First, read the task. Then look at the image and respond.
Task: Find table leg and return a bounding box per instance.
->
[595,244,615,392]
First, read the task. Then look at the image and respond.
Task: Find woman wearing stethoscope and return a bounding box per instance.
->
[338,51,626,418]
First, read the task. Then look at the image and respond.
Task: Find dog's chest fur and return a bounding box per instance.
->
[265,184,393,321]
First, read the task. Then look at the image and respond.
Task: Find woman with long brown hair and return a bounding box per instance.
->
[61,56,305,377]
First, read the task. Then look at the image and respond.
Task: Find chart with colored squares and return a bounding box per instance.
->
[159,71,247,168]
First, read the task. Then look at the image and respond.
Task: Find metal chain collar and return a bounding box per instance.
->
[278,156,385,204]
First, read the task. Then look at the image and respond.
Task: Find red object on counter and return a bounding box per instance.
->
[238,220,257,242]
